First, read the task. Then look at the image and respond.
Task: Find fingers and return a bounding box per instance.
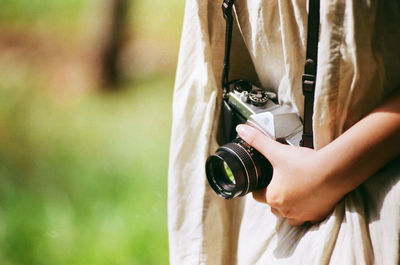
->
[238,124,319,228]
[270,207,282,217]
[252,189,285,218]
[252,189,267,203]
[252,189,309,226]
[287,218,306,227]
[236,124,285,165]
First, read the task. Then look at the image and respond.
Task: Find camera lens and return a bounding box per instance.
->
[205,138,273,199]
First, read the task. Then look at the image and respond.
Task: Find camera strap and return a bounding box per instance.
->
[301,0,320,149]
[221,0,320,148]
[221,0,235,96]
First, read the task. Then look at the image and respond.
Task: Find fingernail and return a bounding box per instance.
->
[236,124,252,140]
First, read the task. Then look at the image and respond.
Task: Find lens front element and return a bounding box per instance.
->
[223,162,236,185]
[205,138,272,199]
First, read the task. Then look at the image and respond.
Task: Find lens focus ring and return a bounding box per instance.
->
[220,141,258,195]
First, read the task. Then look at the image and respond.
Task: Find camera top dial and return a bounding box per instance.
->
[249,88,269,106]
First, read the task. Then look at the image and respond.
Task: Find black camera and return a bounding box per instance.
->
[205,80,303,199]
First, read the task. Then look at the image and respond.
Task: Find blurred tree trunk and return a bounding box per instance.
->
[100,0,128,90]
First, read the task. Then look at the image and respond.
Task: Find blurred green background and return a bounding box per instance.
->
[0,0,184,264]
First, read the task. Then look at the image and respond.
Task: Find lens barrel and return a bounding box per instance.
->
[205,138,273,199]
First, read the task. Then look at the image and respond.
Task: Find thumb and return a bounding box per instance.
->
[236,124,285,165]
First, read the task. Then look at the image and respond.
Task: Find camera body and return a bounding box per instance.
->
[217,80,303,147]
[206,80,303,199]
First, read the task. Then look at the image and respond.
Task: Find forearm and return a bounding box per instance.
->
[319,88,400,195]
[238,87,400,225]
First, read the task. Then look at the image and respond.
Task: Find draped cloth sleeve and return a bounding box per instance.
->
[168,0,249,263]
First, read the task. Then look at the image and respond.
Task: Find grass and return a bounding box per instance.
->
[0,75,174,265]
[0,0,84,35]
[0,0,184,263]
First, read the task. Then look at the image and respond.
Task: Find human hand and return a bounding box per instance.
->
[236,124,344,226]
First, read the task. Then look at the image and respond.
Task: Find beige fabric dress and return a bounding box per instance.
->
[168,0,400,264]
